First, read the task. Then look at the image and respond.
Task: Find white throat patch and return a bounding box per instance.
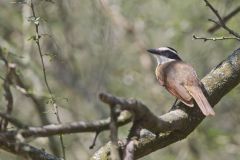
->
[154,55,175,65]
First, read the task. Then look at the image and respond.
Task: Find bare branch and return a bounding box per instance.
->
[99,93,188,134]
[203,0,240,38]
[89,131,100,149]
[0,111,132,139]
[208,6,240,33]
[193,34,240,41]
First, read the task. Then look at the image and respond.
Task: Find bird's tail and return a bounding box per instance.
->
[184,86,215,116]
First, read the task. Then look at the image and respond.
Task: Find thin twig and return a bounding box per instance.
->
[203,0,240,38]
[208,6,240,33]
[53,103,66,159]
[29,1,65,159]
[30,2,52,95]
[89,131,100,149]
[193,34,240,41]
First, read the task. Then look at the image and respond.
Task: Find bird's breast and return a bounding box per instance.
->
[155,61,200,87]
[155,61,184,86]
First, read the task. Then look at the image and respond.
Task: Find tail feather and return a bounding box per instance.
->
[185,86,215,116]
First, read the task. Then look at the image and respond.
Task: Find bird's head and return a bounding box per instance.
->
[147,47,182,65]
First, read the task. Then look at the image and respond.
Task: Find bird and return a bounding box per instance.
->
[147,47,215,116]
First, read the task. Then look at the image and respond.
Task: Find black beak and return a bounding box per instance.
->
[147,48,159,55]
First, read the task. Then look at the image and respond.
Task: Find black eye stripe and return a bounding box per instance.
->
[163,51,181,60]
[147,47,182,60]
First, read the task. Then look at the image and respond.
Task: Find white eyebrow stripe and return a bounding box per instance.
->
[158,47,177,54]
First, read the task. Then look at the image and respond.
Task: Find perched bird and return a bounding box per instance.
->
[147,47,215,116]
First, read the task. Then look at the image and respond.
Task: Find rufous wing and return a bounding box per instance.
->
[166,83,194,107]
[184,85,215,116]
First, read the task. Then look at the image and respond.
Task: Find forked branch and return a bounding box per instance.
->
[203,0,240,39]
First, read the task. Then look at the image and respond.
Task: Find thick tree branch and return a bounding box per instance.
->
[91,48,240,159]
[99,93,188,134]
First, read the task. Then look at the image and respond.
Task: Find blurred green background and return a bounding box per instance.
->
[0,0,240,159]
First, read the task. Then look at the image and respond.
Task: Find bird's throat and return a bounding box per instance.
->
[155,55,175,65]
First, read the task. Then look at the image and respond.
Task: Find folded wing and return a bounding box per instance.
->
[184,85,215,116]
